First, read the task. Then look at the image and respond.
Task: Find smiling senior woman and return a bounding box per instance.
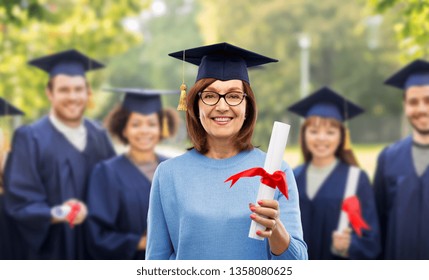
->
[145,42,308,260]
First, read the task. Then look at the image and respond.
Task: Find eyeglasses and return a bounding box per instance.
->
[198,91,247,106]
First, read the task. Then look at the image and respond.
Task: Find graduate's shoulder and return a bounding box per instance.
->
[379,136,411,159]
[90,156,128,187]
[13,116,50,139]
[293,163,306,177]
[340,161,371,183]
[84,118,108,133]
[93,155,126,171]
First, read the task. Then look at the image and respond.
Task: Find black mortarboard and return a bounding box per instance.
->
[168,42,278,84]
[288,87,364,122]
[0,98,25,116]
[28,49,104,77]
[104,88,180,115]
[385,59,429,90]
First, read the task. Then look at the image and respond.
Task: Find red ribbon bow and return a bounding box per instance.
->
[66,202,81,229]
[342,195,370,237]
[225,167,289,199]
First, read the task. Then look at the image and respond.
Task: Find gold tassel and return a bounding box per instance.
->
[162,115,170,138]
[177,83,187,111]
[177,49,187,111]
[344,128,352,151]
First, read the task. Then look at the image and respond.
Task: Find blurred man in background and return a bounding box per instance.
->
[3,50,115,259]
[374,59,429,259]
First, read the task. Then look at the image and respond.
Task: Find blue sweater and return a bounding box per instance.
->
[146,148,308,260]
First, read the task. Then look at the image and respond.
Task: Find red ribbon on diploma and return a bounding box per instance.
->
[66,202,81,229]
[225,167,288,199]
[342,195,370,237]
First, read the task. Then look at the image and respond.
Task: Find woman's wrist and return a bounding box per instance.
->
[268,221,290,256]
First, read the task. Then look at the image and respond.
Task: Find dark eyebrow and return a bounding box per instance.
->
[204,86,243,92]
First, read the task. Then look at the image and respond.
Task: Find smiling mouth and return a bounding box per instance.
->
[212,117,233,122]
[65,103,82,108]
[412,116,429,123]
[136,136,154,142]
[313,145,331,151]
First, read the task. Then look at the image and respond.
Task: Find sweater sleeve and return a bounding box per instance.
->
[145,164,174,260]
[270,163,308,260]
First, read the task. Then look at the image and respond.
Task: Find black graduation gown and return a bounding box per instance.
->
[374,136,429,259]
[3,116,115,259]
[294,161,380,260]
[86,154,168,259]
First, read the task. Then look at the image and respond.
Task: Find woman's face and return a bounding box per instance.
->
[304,119,341,161]
[122,112,161,152]
[198,79,247,144]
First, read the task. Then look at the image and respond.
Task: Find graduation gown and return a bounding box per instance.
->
[294,161,380,260]
[86,154,168,260]
[374,136,429,259]
[1,156,26,260]
[0,194,9,259]
[3,116,115,259]
[0,193,26,259]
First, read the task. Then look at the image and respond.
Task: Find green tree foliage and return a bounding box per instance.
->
[369,0,429,60]
[0,0,149,121]
[105,0,203,105]
[0,1,407,148]
[0,0,47,25]
[100,0,204,146]
[197,0,402,147]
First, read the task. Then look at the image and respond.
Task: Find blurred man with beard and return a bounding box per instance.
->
[374,60,429,259]
[3,50,115,259]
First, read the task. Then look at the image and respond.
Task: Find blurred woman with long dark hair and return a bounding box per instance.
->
[289,87,380,260]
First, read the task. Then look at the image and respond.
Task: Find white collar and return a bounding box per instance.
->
[49,113,87,152]
[308,158,339,173]
[49,113,85,135]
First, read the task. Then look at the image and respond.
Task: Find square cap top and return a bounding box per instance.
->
[168,42,278,84]
[384,59,429,90]
[0,98,24,116]
[104,88,180,115]
[288,87,364,122]
[28,49,104,77]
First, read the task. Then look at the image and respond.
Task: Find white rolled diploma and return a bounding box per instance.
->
[336,166,360,232]
[249,121,290,240]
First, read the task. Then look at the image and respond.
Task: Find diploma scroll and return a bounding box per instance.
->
[336,166,360,233]
[249,121,290,240]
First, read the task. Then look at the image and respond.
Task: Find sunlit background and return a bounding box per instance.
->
[1,0,428,177]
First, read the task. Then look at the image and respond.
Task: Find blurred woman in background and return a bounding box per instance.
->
[86,88,179,259]
[289,87,380,260]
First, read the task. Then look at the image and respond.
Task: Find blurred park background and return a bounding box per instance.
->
[1,0,428,178]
